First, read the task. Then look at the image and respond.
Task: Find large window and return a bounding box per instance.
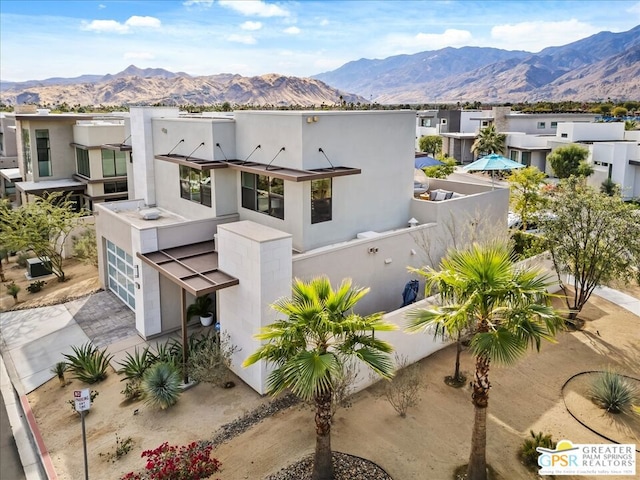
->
[241,172,284,220]
[22,128,32,174]
[311,178,332,224]
[102,149,127,177]
[510,150,518,161]
[179,165,211,206]
[521,151,531,166]
[104,180,128,194]
[36,129,51,177]
[76,148,90,177]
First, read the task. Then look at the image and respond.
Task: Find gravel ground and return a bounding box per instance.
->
[265,452,393,480]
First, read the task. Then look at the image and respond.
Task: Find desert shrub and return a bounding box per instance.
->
[511,231,545,259]
[118,346,154,401]
[6,281,20,302]
[142,362,181,410]
[381,354,421,417]
[188,332,238,387]
[149,340,181,368]
[121,441,221,480]
[330,359,359,418]
[519,430,556,470]
[26,280,46,293]
[99,433,134,463]
[590,370,639,413]
[72,228,98,267]
[51,361,68,387]
[16,253,30,268]
[63,342,113,384]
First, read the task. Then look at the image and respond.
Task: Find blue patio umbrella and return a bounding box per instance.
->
[462,153,525,188]
[415,156,443,169]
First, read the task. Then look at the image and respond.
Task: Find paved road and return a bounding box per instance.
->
[1,393,26,480]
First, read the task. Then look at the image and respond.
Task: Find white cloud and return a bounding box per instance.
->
[219,0,289,17]
[82,19,129,34]
[319,19,329,27]
[241,21,263,31]
[183,0,214,6]
[125,16,161,28]
[491,19,597,52]
[124,51,156,60]
[82,16,161,34]
[626,1,640,16]
[414,29,473,49]
[98,4,106,9]
[283,26,301,35]
[227,34,257,45]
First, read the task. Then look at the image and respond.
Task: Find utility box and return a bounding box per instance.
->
[27,257,52,278]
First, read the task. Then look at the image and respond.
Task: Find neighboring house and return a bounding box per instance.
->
[0,113,19,200]
[95,107,509,394]
[548,122,640,199]
[10,108,129,209]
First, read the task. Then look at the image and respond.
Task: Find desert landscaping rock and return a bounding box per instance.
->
[265,452,392,480]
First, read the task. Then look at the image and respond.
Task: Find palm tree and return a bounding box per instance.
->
[471,124,506,157]
[406,242,562,480]
[243,276,396,480]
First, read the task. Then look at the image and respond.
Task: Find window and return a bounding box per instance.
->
[104,180,128,194]
[537,122,546,129]
[440,119,448,125]
[36,130,51,177]
[0,132,4,153]
[179,165,211,206]
[76,148,90,177]
[481,120,489,127]
[420,118,432,127]
[241,172,284,220]
[550,121,558,128]
[510,151,518,161]
[311,179,332,224]
[22,128,32,174]
[561,133,568,138]
[522,152,531,166]
[101,149,127,177]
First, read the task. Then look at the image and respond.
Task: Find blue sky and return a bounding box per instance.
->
[1,0,639,82]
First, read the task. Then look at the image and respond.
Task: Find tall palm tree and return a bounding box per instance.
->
[471,124,506,157]
[243,276,396,480]
[406,243,562,480]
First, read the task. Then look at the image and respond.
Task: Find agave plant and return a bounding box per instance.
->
[63,342,113,384]
[117,346,153,382]
[141,362,181,409]
[590,370,639,413]
[51,361,68,387]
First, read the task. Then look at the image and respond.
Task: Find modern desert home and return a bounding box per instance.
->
[95,107,508,393]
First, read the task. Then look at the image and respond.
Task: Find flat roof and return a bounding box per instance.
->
[15,178,85,194]
[0,168,21,181]
[138,241,239,296]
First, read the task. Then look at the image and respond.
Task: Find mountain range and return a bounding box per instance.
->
[1,25,638,106]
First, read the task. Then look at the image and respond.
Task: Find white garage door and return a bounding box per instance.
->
[106,240,136,310]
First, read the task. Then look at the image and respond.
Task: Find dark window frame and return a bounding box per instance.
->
[76,148,90,177]
[241,172,284,220]
[311,178,332,224]
[179,165,211,207]
[101,149,127,177]
[35,129,51,177]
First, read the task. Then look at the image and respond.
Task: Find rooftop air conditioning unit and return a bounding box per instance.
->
[139,208,161,220]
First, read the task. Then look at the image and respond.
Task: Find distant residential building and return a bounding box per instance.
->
[10,108,129,209]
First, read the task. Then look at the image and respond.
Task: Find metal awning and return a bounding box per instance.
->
[154,155,361,181]
[102,143,132,152]
[137,241,238,296]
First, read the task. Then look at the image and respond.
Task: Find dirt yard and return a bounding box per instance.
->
[0,255,100,312]
[25,291,639,480]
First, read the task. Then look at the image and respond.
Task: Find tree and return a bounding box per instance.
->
[243,277,396,480]
[471,124,506,157]
[507,166,547,230]
[422,156,457,179]
[540,179,640,321]
[418,135,442,156]
[612,106,628,118]
[406,242,562,480]
[0,193,87,282]
[547,144,593,179]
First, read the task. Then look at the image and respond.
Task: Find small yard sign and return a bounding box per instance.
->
[73,388,91,412]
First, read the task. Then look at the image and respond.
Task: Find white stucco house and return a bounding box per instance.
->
[95,107,509,394]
